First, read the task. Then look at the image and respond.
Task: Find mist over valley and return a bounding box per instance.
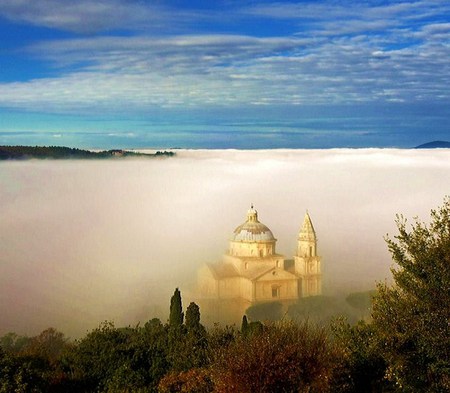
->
[1,148,449,337]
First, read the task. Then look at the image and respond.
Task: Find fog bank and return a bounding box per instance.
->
[1,149,449,337]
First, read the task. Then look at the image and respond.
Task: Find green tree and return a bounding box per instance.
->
[0,332,32,354]
[169,288,184,328]
[372,197,450,392]
[241,315,249,336]
[246,301,283,322]
[168,300,208,371]
[185,302,201,332]
[63,321,137,391]
[332,319,391,393]
[24,327,68,366]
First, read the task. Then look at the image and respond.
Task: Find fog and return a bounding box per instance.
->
[1,149,449,337]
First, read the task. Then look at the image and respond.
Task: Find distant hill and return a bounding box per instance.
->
[0,146,175,160]
[415,141,450,149]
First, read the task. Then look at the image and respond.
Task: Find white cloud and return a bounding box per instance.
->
[0,0,172,33]
[0,1,449,114]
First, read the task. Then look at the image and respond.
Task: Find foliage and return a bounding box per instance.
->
[185,302,201,332]
[246,301,283,322]
[23,328,68,366]
[0,328,71,393]
[240,315,249,335]
[169,288,184,329]
[372,197,450,392]
[0,332,32,354]
[158,368,213,393]
[211,321,339,393]
[63,319,171,392]
[332,318,392,393]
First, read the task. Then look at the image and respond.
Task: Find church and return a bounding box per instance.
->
[196,206,322,322]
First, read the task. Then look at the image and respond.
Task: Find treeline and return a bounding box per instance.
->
[0,145,175,160]
[0,292,355,393]
[1,199,449,392]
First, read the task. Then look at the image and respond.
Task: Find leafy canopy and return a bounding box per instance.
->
[372,197,450,392]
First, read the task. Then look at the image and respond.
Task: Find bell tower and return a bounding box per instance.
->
[294,212,322,297]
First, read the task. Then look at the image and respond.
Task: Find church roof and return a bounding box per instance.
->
[206,262,239,279]
[207,262,298,282]
[231,205,276,242]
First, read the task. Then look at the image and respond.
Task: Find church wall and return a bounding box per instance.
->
[254,279,298,302]
[298,242,316,258]
[239,277,253,302]
[218,277,241,299]
[301,276,321,297]
[229,241,275,258]
[294,256,321,275]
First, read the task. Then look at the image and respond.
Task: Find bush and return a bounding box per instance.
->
[211,321,339,393]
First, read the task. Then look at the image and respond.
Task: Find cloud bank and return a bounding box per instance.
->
[0,1,449,115]
[1,149,449,337]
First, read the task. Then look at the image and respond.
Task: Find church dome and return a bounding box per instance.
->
[232,206,276,242]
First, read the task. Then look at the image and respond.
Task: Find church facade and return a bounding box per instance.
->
[197,206,322,313]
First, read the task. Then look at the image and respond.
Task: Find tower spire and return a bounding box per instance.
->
[300,211,316,239]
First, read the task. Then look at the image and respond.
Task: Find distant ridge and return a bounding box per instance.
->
[0,145,175,160]
[415,141,450,149]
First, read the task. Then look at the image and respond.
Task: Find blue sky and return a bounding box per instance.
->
[0,0,449,148]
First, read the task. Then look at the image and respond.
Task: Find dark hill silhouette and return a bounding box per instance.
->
[415,141,450,149]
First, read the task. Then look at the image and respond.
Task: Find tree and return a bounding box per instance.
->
[246,301,283,322]
[241,316,249,336]
[185,302,201,332]
[169,288,184,329]
[211,321,338,393]
[0,332,32,354]
[184,302,208,369]
[24,327,68,366]
[372,197,450,392]
[332,319,391,393]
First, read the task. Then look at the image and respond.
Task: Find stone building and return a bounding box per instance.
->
[196,206,322,322]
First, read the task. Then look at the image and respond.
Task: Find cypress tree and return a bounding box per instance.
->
[169,288,184,328]
[241,315,249,336]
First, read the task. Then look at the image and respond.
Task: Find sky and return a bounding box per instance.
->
[1,149,449,337]
[0,0,449,148]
